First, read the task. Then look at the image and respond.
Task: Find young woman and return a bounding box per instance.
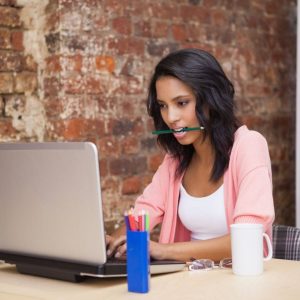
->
[106,48,275,262]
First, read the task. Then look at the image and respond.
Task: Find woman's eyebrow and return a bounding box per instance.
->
[157,94,191,102]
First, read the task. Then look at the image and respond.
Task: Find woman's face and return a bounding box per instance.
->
[155,76,203,146]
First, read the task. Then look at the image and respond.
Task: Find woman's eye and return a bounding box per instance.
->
[158,103,167,109]
[178,100,189,106]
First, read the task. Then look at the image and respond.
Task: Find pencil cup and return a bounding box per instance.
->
[126,230,150,293]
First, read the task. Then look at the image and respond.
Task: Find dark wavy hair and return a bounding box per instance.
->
[147,48,240,181]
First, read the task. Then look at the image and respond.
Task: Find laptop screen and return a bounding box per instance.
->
[0,142,107,266]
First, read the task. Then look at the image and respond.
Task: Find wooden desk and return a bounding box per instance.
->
[0,259,299,300]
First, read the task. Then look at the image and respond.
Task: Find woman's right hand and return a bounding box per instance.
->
[106,234,127,259]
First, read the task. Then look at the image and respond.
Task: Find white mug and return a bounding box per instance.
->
[230,223,273,276]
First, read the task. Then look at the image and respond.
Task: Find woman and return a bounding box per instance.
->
[106,48,275,262]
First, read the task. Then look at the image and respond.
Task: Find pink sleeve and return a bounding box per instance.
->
[134,155,173,231]
[233,131,275,232]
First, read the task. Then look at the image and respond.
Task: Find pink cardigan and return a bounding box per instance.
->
[135,125,275,247]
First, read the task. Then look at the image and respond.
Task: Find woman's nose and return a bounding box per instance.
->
[167,106,180,123]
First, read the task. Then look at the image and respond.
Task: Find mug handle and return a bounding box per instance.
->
[263,233,273,261]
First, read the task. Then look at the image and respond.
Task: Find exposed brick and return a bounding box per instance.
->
[43,97,63,118]
[0,29,11,49]
[60,55,82,73]
[109,156,147,176]
[147,40,179,57]
[0,6,21,28]
[0,72,13,93]
[14,72,37,93]
[109,118,134,136]
[0,118,18,138]
[151,21,169,38]
[121,176,142,195]
[61,74,83,94]
[11,30,23,50]
[46,55,61,73]
[0,51,22,71]
[134,20,151,38]
[108,37,145,55]
[97,136,120,157]
[172,24,188,42]
[112,16,132,35]
[120,136,139,155]
[44,77,61,97]
[95,56,115,73]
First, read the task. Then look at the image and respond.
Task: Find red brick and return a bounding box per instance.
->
[108,37,145,55]
[121,176,142,195]
[0,118,18,137]
[85,75,103,94]
[61,74,83,94]
[120,136,139,154]
[102,177,119,192]
[180,5,211,23]
[134,20,151,38]
[85,119,105,137]
[46,55,61,73]
[62,118,87,140]
[97,136,120,157]
[61,55,82,73]
[11,30,23,50]
[0,29,11,49]
[109,156,147,176]
[172,24,188,41]
[0,7,21,28]
[152,21,169,38]
[95,56,115,73]
[112,16,132,35]
[99,159,108,177]
[44,76,61,97]
[43,97,63,118]
[0,51,22,71]
[0,72,13,93]
[148,3,178,19]
[14,72,37,93]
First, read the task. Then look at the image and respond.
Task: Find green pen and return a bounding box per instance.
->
[152,126,205,135]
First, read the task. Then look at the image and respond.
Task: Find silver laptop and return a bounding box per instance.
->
[0,142,185,282]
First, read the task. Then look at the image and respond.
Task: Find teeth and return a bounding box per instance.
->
[173,127,185,133]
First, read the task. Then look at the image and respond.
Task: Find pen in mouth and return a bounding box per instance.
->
[152,126,205,135]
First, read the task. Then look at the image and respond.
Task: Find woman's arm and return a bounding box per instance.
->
[150,234,231,262]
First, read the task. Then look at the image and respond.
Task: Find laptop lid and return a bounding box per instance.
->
[0,142,107,266]
[0,142,186,281]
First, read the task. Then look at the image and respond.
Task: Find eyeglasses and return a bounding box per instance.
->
[188,258,232,271]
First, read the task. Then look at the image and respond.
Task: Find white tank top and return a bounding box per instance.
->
[178,183,228,240]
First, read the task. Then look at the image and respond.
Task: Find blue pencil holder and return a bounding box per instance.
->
[126,230,150,293]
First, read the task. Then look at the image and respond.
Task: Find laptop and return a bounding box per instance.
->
[0,142,185,282]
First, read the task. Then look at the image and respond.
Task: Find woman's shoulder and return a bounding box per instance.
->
[159,153,179,170]
[234,125,268,148]
[231,125,270,167]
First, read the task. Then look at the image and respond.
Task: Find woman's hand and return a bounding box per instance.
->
[106,234,127,259]
[149,240,168,260]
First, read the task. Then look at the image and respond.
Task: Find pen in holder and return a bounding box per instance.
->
[125,209,150,293]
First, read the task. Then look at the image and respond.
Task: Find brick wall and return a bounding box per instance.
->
[0,0,297,231]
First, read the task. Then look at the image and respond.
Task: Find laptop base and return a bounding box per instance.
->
[17,264,85,282]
